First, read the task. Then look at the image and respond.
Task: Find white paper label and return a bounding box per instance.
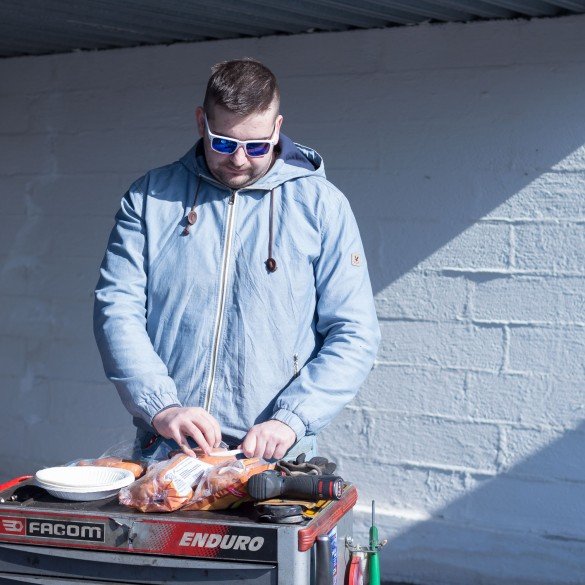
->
[164,458,212,496]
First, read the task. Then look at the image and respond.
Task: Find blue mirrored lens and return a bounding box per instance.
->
[212,138,238,154]
[246,142,271,157]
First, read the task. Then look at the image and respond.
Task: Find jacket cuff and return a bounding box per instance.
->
[271,409,306,441]
[149,402,183,426]
[136,391,182,426]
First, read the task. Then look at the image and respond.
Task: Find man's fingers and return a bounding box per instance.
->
[240,433,257,458]
[152,407,226,455]
[210,416,222,448]
[184,423,212,455]
[184,409,221,449]
[171,430,196,457]
[194,420,218,453]
[199,411,222,447]
[199,414,221,450]
[273,442,288,461]
[179,443,197,457]
[239,421,297,460]
[253,436,268,460]
[262,440,278,461]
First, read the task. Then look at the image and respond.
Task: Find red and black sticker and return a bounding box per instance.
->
[0,513,277,563]
[0,517,25,536]
[0,516,105,543]
[133,521,278,562]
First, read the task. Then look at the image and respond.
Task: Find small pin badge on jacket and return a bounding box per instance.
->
[351,253,362,267]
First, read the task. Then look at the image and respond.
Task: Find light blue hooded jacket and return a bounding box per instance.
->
[94,136,380,449]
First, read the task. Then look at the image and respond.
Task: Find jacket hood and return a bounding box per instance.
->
[179,134,326,191]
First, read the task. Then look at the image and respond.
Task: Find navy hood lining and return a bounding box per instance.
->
[276,134,317,172]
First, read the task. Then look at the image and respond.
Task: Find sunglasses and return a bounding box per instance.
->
[204,114,277,157]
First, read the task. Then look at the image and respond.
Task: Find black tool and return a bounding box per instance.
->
[255,504,304,524]
[12,484,51,502]
[247,471,343,501]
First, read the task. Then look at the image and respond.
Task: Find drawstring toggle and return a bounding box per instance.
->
[183,178,202,236]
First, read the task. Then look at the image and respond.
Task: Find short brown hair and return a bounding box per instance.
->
[203,58,280,117]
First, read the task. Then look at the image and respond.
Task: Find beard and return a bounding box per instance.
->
[212,167,258,189]
[206,150,275,190]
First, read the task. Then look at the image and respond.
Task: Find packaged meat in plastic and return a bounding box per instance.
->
[182,458,274,511]
[73,440,148,479]
[77,456,147,479]
[179,447,240,467]
[119,453,213,512]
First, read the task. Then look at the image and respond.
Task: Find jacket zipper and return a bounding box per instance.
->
[203,190,238,412]
[293,354,299,378]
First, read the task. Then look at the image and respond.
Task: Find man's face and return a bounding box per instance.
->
[196,102,283,189]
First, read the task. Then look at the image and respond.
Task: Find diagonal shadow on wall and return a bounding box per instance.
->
[335,62,585,295]
[316,33,585,585]
[374,421,585,584]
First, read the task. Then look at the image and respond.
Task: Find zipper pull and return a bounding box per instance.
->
[293,354,299,378]
[229,192,236,205]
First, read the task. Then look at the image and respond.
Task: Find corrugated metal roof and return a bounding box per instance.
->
[1,0,584,58]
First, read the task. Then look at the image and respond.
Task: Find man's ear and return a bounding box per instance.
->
[274,114,284,141]
[195,107,205,137]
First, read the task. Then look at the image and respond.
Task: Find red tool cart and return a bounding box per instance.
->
[0,476,356,585]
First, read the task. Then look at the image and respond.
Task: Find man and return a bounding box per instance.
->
[94,59,380,462]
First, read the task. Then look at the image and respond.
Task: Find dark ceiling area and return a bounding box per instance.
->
[1,0,585,58]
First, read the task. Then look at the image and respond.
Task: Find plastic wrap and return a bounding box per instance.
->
[117,445,270,513]
[72,440,148,479]
[76,457,147,479]
[118,453,214,513]
[182,458,274,511]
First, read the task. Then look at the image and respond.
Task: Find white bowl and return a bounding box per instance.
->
[34,466,135,501]
[35,466,134,489]
[42,486,123,501]
[36,477,134,493]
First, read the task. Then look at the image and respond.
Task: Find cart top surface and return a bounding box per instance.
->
[0,478,356,560]
[0,478,356,525]
[0,479,268,524]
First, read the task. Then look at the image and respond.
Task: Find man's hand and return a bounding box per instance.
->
[152,406,222,456]
[239,420,296,460]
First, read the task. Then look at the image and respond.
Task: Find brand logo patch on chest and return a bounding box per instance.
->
[351,253,362,267]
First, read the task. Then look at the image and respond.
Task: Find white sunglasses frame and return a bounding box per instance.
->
[204,114,278,158]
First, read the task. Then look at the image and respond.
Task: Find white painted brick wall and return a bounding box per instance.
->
[1,13,585,585]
